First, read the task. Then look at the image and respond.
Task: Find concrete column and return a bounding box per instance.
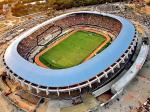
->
[131,45,134,50]
[6,70,9,75]
[129,48,132,54]
[110,67,114,73]
[126,53,129,59]
[88,81,92,88]
[46,87,49,95]
[103,71,108,78]
[15,76,19,83]
[79,87,81,92]
[20,80,25,87]
[8,72,14,80]
[36,86,40,94]
[9,74,14,79]
[121,57,125,63]
[28,83,32,90]
[96,75,100,83]
[8,72,12,79]
[133,40,137,46]
[136,37,138,42]
[68,89,71,95]
[115,62,120,68]
[57,88,60,96]
[12,74,16,81]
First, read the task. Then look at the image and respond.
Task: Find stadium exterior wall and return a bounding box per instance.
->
[3,11,137,96]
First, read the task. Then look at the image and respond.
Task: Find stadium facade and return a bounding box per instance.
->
[3,11,138,98]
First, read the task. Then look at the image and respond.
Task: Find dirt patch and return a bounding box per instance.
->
[142,6,150,15]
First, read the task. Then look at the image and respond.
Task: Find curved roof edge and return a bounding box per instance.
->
[4,11,135,87]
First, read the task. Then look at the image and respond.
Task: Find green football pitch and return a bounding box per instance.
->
[39,30,107,69]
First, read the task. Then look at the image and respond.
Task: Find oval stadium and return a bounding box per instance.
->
[3,11,139,98]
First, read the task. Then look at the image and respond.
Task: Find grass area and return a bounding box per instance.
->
[39,30,108,69]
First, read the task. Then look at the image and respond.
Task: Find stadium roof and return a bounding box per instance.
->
[4,11,135,87]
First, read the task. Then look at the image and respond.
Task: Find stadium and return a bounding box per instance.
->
[3,11,138,98]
